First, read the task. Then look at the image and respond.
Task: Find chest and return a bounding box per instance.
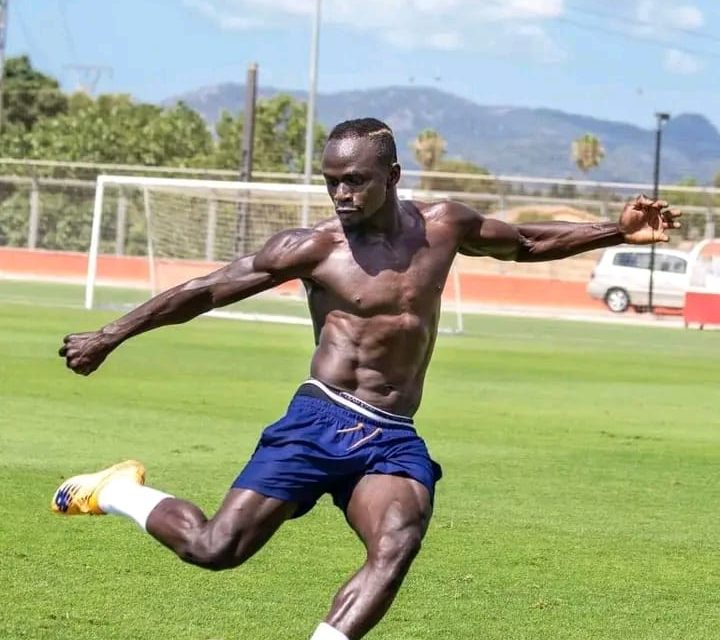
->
[311,235,456,315]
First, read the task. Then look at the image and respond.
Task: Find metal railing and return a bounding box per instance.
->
[0,159,717,254]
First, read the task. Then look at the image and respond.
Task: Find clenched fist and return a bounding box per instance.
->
[59,331,115,376]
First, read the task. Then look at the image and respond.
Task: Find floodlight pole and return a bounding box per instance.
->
[301,0,322,228]
[648,112,670,313]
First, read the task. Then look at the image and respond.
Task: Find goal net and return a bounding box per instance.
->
[86,175,464,332]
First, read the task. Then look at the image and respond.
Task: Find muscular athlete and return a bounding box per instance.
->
[52,118,681,640]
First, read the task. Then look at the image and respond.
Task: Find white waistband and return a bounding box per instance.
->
[302,379,415,428]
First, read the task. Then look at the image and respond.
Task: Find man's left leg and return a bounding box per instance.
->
[311,474,433,640]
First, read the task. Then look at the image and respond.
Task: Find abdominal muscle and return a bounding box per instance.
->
[309,309,438,416]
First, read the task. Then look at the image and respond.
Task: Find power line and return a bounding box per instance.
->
[56,0,78,63]
[481,0,720,61]
[690,4,720,23]
[564,2,720,46]
[56,2,112,97]
[13,3,50,68]
[554,14,720,61]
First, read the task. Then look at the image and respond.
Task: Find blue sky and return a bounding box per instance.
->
[9,0,720,130]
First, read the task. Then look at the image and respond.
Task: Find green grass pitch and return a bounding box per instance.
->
[2,286,720,639]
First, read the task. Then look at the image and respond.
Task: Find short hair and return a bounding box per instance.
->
[327,118,398,166]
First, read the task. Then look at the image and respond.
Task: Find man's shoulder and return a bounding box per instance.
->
[256,225,340,271]
[405,199,478,226]
[312,217,343,235]
[274,222,342,245]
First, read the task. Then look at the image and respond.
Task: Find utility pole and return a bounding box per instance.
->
[648,112,671,313]
[235,63,258,256]
[239,63,258,182]
[0,0,9,131]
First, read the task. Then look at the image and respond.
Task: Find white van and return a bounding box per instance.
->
[587,246,690,312]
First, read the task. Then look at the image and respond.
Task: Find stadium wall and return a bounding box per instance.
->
[0,247,604,310]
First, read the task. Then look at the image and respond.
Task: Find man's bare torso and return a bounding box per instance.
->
[304,200,460,416]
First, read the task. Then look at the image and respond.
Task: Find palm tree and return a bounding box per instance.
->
[572,133,605,174]
[412,129,447,171]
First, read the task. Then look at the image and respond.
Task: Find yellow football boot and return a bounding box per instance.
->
[51,460,146,515]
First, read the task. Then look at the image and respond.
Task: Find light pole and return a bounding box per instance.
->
[301,0,322,228]
[648,112,670,313]
[0,0,8,132]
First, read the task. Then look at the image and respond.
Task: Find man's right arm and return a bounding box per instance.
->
[60,227,332,375]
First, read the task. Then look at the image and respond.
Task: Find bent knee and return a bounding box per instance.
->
[178,545,240,571]
[176,530,246,571]
[371,528,423,573]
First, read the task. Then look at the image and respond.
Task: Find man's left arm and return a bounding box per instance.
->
[513,220,624,262]
[457,195,681,262]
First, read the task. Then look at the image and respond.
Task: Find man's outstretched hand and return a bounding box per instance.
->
[619,195,682,245]
[59,331,115,376]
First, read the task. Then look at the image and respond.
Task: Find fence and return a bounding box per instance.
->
[0,158,718,258]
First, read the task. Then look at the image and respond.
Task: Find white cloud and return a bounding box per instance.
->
[483,0,564,20]
[183,0,263,29]
[664,48,702,74]
[184,0,567,59]
[671,5,704,29]
[518,23,567,62]
[636,1,704,31]
[633,2,706,76]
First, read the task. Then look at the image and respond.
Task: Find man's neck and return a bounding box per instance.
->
[350,197,404,240]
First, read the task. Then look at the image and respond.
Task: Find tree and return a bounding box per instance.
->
[7,94,212,165]
[411,131,492,207]
[0,59,325,174]
[2,55,68,131]
[0,92,215,252]
[412,129,446,172]
[660,177,714,242]
[571,133,605,174]
[209,94,326,173]
[419,158,495,212]
[0,60,336,251]
[420,158,491,190]
[207,95,327,255]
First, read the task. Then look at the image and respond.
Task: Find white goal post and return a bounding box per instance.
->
[86,175,464,332]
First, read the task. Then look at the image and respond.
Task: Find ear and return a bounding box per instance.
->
[388,162,401,187]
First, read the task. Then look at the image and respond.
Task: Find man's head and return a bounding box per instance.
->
[321,118,401,228]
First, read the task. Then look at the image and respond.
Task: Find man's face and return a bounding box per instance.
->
[321,136,397,228]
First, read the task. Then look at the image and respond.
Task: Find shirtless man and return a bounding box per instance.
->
[53,118,681,640]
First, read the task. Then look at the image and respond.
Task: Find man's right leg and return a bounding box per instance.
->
[51,460,297,571]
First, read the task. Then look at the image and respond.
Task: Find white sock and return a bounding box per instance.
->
[97,480,173,531]
[310,622,349,640]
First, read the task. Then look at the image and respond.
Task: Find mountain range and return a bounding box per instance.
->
[164,84,720,184]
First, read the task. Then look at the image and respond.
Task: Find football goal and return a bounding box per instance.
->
[85,175,464,332]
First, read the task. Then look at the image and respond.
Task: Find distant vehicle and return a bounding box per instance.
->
[587,246,690,313]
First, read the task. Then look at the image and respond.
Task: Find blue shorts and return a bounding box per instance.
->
[232,379,442,518]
